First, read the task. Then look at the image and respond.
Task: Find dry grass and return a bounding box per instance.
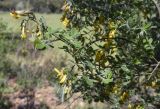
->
[0,12,63,33]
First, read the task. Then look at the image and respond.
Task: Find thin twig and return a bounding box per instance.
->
[148,61,160,80]
[64,95,83,109]
[152,56,159,63]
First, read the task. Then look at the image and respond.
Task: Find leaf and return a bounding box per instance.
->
[60,45,69,52]
[102,78,113,84]
[84,61,94,71]
[83,76,94,87]
[102,69,112,78]
[48,43,54,48]
[148,38,153,45]
[47,27,52,33]
[143,23,151,30]
[121,65,130,73]
[101,69,113,84]
[39,16,48,33]
[74,41,82,49]
[123,81,131,86]
[34,39,46,50]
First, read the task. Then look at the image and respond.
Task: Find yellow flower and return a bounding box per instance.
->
[10,12,21,19]
[152,81,156,88]
[64,86,71,94]
[21,33,27,39]
[112,47,117,52]
[62,18,70,27]
[112,85,120,94]
[128,103,132,109]
[122,92,128,97]
[109,29,116,39]
[36,31,43,40]
[59,74,67,84]
[103,41,111,49]
[95,50,104,62]
[103,29,116,49]
[21,27,27,39]
[37,31,42,37]
[54,68,67,84]
[108,20,115,29]
[54,68,64,78]
[120,92,128,102]
[10,10,31,19]
[136,105,143,109]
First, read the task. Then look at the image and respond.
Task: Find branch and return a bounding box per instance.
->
[148,61,160,80]
[64,95,83,109]
[152,0,160,19]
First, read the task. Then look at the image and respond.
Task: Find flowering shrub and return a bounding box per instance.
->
[11,0,160,108]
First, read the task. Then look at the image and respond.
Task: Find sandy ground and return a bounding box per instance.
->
[4,79,88,109]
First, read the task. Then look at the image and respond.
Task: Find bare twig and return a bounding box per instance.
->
[152,56,159,63]
[64,95,83,109]
[148,61,160,80]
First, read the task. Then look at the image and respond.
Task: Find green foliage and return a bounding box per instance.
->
[15,0,160,108]
[0,19,18,75]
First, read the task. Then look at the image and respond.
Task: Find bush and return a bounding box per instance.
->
[12,0,160,108]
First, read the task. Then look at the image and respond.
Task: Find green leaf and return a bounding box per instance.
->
[34,39,46,50]
[74,41,82,49]
[121,65,130,73]
[83,76,94,87]
[101,69,113,84]
[60,45,69,52]
[102,78,113,84]
[123,81,131,86]
[102,69,113,78]
[148,38,153,45]
[143,23,151,30]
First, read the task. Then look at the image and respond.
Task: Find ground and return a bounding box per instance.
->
[6,79,65,109]
[4,78,107,109]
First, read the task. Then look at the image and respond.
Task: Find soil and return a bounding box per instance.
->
[4,79,69,109]
[2,79,106,109]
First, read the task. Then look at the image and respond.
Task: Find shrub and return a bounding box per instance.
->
[11,0,160,108]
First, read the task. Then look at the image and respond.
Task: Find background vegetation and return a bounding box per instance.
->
[0,0,160,109]
[0,0,63,13]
